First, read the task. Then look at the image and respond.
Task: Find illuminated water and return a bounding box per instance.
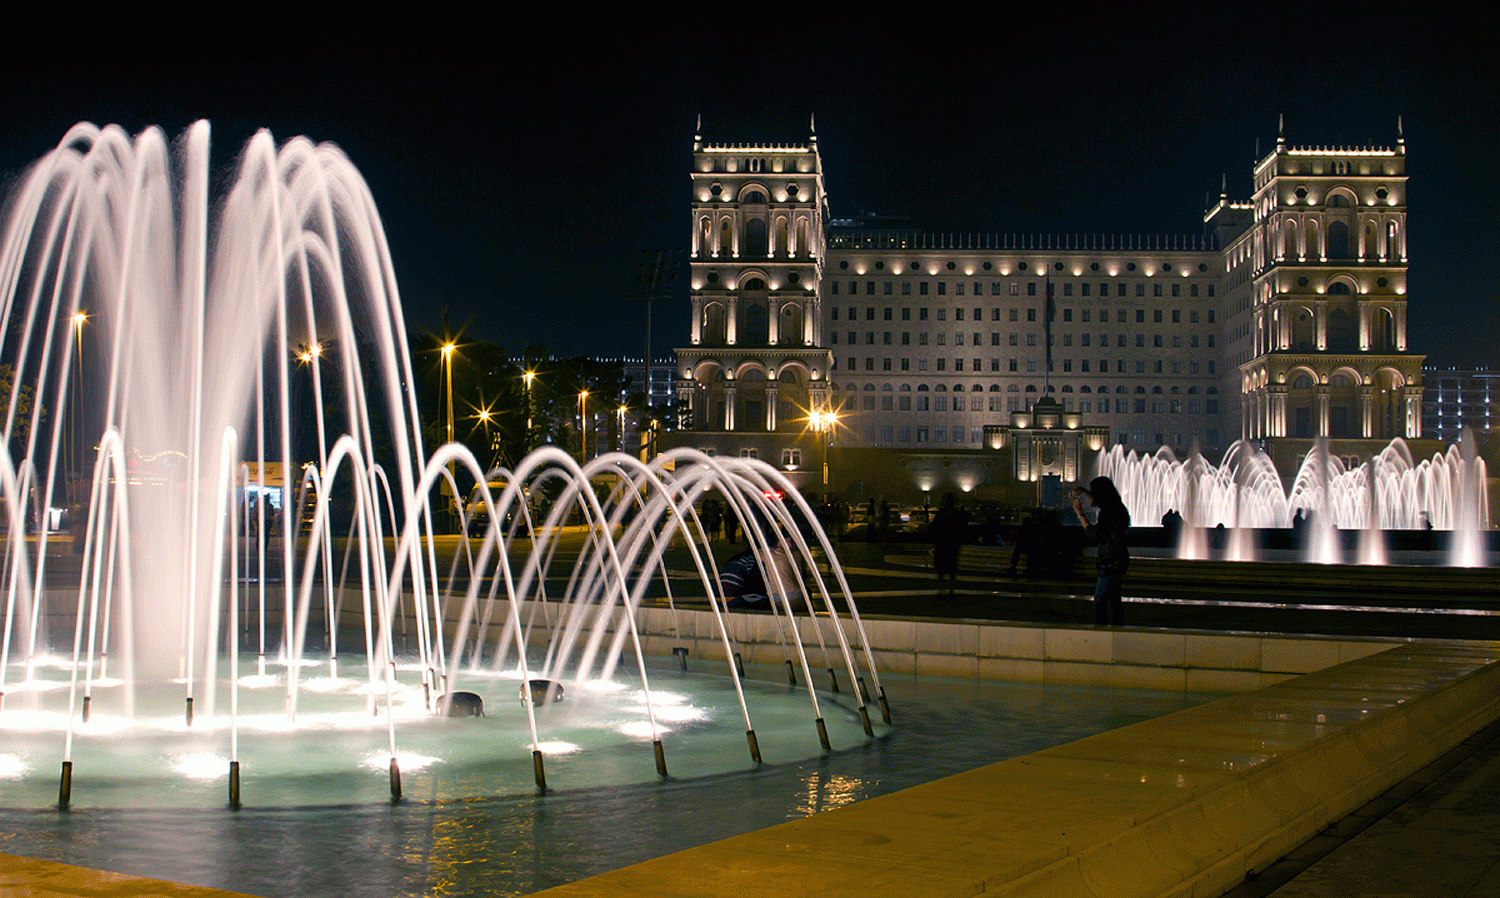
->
[0,666,1221,896]
[1098,437,1489,566]
[0,655,883,809]
[0,122,887,807]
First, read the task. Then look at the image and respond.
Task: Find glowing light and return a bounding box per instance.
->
[0,754,27,779]
[617,721,671,739]
[173,752,228,780]
[532,741,582,755]
[362,751,442,773]
[237,674,280,689]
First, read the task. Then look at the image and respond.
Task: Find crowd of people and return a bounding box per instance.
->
[706,476,1135,626]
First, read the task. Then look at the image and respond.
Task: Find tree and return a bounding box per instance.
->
[0,364,42,453]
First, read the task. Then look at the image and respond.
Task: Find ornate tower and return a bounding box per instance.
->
[671,119,834,481]
[1232,119,1424,464]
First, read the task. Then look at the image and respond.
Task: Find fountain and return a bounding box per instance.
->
[0,122,884,811]
[1097,435,1490,566]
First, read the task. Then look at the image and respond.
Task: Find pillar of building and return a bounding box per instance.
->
[723,384,737,430]
[1316,385,1331,437]
[1268,385,1288,437]
[1314,298,1328,351]
[765,385,778,431]
[1360,385,1375,439]
[1405,386,1423,438]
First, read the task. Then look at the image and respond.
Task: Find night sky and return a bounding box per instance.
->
[2,12,1494,368]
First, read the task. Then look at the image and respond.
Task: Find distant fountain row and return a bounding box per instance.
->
[1097,435,1490,566]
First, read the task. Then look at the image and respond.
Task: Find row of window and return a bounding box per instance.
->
[837,357,1218,375]
[831,332,1217,349]
[829,280,1216,298]
[853,425,1220,447]
[832,305,1217,324]
[846,394,1219,415]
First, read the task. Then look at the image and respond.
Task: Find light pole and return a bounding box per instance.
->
[69,311,86,507]
[442,342,456,531]
[522,369,536,450]
[617,403,628,453]
[578,390,589,464]
[810,406,840,493]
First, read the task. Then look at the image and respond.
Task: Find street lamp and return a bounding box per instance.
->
[522,369,536,449]
[296,342,321,365]
[293,341,325,470]
[70,311,87,506]
[442,341,457,531]
[617,403,628,453]
[810,406,840,491]
[578,390,589,464]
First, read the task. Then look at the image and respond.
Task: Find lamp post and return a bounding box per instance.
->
[69,311,86,506]
[810,406,839,492]
[442,342,456,531]
[522,369,536,450]
[578,390,589,464]
[295,341,322,464]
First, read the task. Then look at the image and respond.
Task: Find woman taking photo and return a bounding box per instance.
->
[1072,476,1130,625]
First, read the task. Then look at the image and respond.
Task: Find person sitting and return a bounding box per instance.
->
[717,542,807,612]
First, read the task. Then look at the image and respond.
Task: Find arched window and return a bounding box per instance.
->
[702,303,726,345]
[779,303,803,345]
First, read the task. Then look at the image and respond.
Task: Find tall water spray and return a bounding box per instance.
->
[0,121,427,696]
[0,124,883,808]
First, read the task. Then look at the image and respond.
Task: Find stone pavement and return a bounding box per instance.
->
[1228,719,1500,898]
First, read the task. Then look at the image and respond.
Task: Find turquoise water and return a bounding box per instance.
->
[0,665,1223,896]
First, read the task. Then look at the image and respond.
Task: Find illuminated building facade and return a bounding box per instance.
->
[1211,119,1424,473]
[671,121,1427,499]
[1423,367,1499,443]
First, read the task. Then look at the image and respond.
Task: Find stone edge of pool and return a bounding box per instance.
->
[523,614,1500,898]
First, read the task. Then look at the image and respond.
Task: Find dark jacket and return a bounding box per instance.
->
[1085,505,1130,576]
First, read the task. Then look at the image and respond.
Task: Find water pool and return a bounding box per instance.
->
[0,665,1224,896]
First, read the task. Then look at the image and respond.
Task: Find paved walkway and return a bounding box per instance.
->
[1228,719,1500,898]
[803,538,1500,897]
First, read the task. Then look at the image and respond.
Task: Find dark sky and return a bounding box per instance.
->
[2,11,1494,368]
